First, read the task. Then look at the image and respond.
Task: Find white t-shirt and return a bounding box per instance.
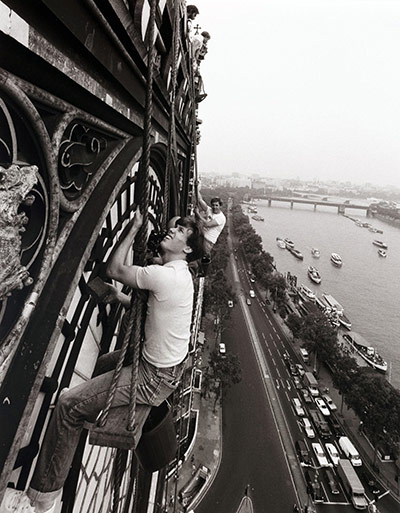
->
[135,260,194,367]
[204,208,226,245]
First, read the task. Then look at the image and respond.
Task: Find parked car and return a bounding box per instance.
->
[246,298,251,305]
[289,363,299,376]
[325,443,340,466]
[292,398,305,416]
[218,343,226,356]
[302,418,315,439]
[312,442,330,467]
[295,363,305,377]
[325,468,339,494]
[293,376,302,389]
[228,300,233,308]
[300,388,312,403]
[249,289,255,298]
[315,397,331,417]
[295,439,310,464]
[322,394,337,411]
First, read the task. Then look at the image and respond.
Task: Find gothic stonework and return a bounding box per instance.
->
[0,164,38,300]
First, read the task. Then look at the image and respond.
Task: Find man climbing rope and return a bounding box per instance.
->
[195,182,226,259]
[1,208,204,513]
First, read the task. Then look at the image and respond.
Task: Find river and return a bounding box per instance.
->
[247,199,400,390]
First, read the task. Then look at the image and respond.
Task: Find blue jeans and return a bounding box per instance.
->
[28,354,186,501]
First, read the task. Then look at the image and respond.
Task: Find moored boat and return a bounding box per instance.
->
[373,240,388,249]
[330,253,342,267]
[288,247,304,260]
[308,266,321,284]
[252,215,264,221]
[338,313,352,330]
[284,238,295,249]
[322,294,344,315]
[343,333,387,373]
[298,284,316,302]
[378,249,387,258]
[311,247,320,258]
[276,237,286,249]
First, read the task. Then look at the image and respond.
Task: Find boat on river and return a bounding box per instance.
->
[343,333,387,373]
[378,249,387,258]
[330,253,342,267]
[288,247,304,260]
[252,215,264,221]
[311,248,320,258]
[284,238,295,249]
[298,284,316,302]
[372,240,388,249]
[308,266,321,284]
[276,237,286,249]
[322,294,351,329]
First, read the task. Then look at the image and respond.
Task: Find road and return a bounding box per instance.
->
[196,208,396,513]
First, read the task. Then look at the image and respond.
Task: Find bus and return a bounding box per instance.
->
[337,459,368,510]
[339,436,362,466]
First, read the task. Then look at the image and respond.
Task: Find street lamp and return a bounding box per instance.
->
[367,490,390,513]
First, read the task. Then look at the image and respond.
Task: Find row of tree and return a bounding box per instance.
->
[198,192,242,407]
[230,202,288,313]
[286,309,400,461]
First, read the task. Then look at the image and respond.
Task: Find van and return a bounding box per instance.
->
[249,289,255,298]
[292,398,305,416]
[300,348,309,363]
[339,436,362,466]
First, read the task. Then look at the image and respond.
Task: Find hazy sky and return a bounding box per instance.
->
[194,0,400,187]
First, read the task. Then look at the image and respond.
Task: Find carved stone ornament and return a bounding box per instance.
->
[0,164,38,301]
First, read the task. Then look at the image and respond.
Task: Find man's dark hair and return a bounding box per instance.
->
[177,216,204,262]
[187,5,199,18]
[211,197,222,206]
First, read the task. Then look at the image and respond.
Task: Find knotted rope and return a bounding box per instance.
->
[95,0,157,435]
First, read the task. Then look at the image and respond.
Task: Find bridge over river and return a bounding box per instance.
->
[265,196,373,215]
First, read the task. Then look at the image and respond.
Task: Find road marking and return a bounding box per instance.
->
[286,380,291,390]
[271,357,276,366]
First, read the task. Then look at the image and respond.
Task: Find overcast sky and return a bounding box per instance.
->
[194,0,400,188]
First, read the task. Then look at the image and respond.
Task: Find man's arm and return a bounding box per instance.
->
[106,207,143,289]
[196,185,209,213]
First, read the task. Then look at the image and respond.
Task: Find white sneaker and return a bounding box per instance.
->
[0,489,55,513]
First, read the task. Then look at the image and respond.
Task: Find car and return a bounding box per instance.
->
[295,363,305,377]
[325,443,340,466]
[228,300,233,308]
[325,468,339,494]
[311,443,330,467]
[302,418,315,439]
[304,470,323,503]
[300,388,313,403]
[250,277,255,283]
[218,343,226,356]
[295,439,310,464]
[246,298,251,305]
[289,363,299,376]
[315,397,331,417]
[293,376,302,389]
[329,414,344,437]
[322,394,337,411]
[308,385,320,397]
[292,398,305,416]
[249,289,255,298]
[265,298,271,305]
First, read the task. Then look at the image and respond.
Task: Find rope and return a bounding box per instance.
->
[95,0,157,434]
[162,1,180,227]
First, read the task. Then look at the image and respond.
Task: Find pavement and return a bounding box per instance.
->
[164,314,222,513]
